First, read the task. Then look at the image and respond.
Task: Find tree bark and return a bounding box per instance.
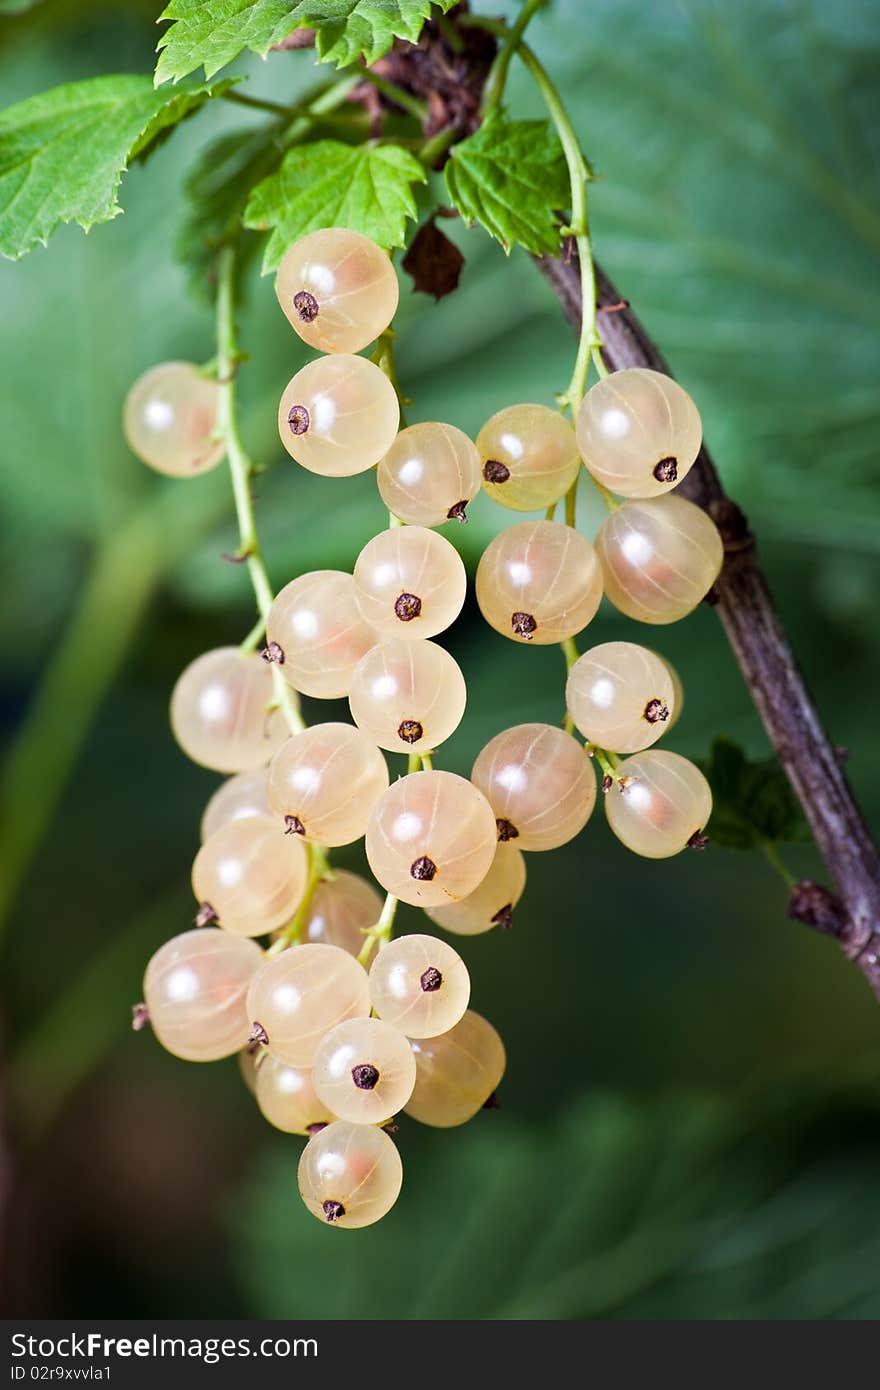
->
[537,251,880,1000]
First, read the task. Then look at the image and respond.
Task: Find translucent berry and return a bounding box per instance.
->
[247,943,371,1068]
[471,723,596,850]
[657,652,684,729]
[303,871,384,958]
[477,404,581,512]
[425,844,526,936]
[353,526,467,639]
[376,422,481,526]
[239,1045,264,1095]
[576,368,702,499]
[312,1017,416,1123]
[566,641,678,753]
[595,495,723,624]
[200,768,272,842]
[365,771,496,908]
[476,520,602,644]
[298,1120,402,1228]
[170,647,287,774]
[255,1053,335,1135]
[405,1010,506,1128]
[143,928,262,1063]
[348,638,467,754]
[192,815,308,936]
[278,355,399,476]
[605,750,713,858]
[123,362,224,478]
[368,933,470,1038]
[275,228,398,354]
[267,723,389,846]
[266,569,378,701]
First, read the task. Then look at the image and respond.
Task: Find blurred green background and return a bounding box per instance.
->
[1,0,879,1319]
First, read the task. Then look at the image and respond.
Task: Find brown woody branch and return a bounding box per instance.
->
[537,252,880,1001]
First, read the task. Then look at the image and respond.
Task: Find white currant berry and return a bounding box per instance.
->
[170,647,287,774]
[298,1120,403,1228]
[275,228,398,354]
[348,638,467,754]
[425,844,526,935]
[266,571,377,699]
[605,750,712,857]
[255,1053,335,1136]
[143,928,263,1063]
[302,871,384,958]
[471,723,597,850]
[476,520,602,644]
[353,526,467,639]
[123,362,224,478]
[405,1010,506,1128]
[191,815,308,937]
[576,368,702,498]
[368,933,470,1038]
[566,641,678,753]
[595,495,722,624]
[267,723,389,846]
[478,404,580,512]
[246,944,370,1067]
[200,768,273,842]
[278,355,399,477]
[377,422,481,526]
[312,1017,416,1124]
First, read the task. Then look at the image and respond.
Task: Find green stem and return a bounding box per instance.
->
[239,611,267,654]
[564,471,579,527]
[357,67,429,123]
[222,90,301,118]
[419,124,460,168]
[587,744,618,782]
[420,752,434,771]
[357,892,399,965]
[371,328,409,427]
[481,0,548,116]
[267,843,332,954]
[215,246,304,734]
[762,839,796,889]
[560,637,579,671]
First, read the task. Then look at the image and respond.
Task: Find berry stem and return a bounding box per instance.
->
[481,0,548,117]
[238,612,267,654]
[586,744,618,783]
[357,892,399,965]
[560,637,579,671]
[370,328,409,428]
[761,840,796,890]
[357,68,429,124]
[215,245,305,735]
[266,843,333,955]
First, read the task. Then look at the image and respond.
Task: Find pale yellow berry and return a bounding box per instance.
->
[144,928,262,1063]
[476,520,602,644]
[595,495,723,624]
[267,723,389,846]
[298,1120,402,1228]
[278,355,399,477]
[192,815,308,937]
[478,404,580,511]
[312,1017,416,1123]
[200,769,273,842]
[255,1053,335,1135]
[576,368,702,498]
[605,750,712,857]
[266,571,377,699]
[368,933,470,1038]
[170,647,287,774]
[353,526,467,640]
[566,641,677,753]
[425,844,526,935]
[377,422,481,526]
[404,1010,506,1127]
[471,723,596,850]
[303,871,384,958]
[275,228,398,354]
[365,771,497,908]
[348,638,467,753]
[123,362,224,478]
[247,943,370,1067]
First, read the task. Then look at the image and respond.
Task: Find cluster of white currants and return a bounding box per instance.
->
[122,224,722,1230]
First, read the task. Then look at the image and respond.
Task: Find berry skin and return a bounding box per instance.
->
[365,771,497,908]
[368,933,470,1038]
[476,520,603,644]
[311,1017,417,1124]
[576,368,702,499]
[266,571,378,700]
[170,647,287,774]
[143,928,263,1063]
[471,723,597,851]
[594,495,723,624]
[404,1010,506,1128]
[353,526,467,640]
[605,750,712,857]
[275,228,399,354]
[267,723,389,846]
[566,641,678,753]
[200,768,273,842]
[425,843,526,936]
[376,422,482,526]
[348,638,467,754]
[302,871,384,958]
[192,815,308,937]
[298,1120,403,1229]
[246,944,371,1068]
[255,1054,335,1136]
[477,404,581,512]
[278,355,399,477]
[123,362,224,478]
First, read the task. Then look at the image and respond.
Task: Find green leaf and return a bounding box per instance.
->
[444,112,572,256]
[698,737,811,849]
[243,138,426,271]
[0,74,230,260]
[155,0,457,84]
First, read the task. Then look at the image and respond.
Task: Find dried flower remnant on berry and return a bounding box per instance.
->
[420,966,442,992]
[248,1021,270,1048]
[398,719,424,744]
[512,611,537,640]
[411,855,437,881]
[261,641,285,665]
[352,1063,380,1090]
[131,1002,149,1031]
[447,501,469,522]
[483,459,510,484]
[395,592,422,621]
[284,814,306,836]
[288,405,310,435]
[653,457,678,483]
[293,290,319,323]
[644,698,669,724]
[323,1199,345,1223]
[195,901,217,926]
[687,830,710,850]
[491,904,513,930]
[496,818,519,841]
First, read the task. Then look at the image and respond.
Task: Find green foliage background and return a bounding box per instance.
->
[0,0,878,1318]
